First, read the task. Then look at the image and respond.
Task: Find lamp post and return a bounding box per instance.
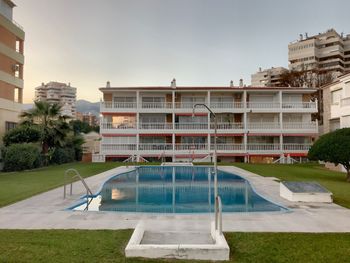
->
[193,103,218,228]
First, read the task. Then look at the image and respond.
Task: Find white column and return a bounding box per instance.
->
[243,90,248,163]
[172,133,175,161]
[136,90,140,161]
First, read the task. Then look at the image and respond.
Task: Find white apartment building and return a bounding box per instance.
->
[288,29,350,73]
[251,67,288,87]
[35,81,77,118]
[322,72,350,172]
[323,72,350,133]
[96,80,318,164]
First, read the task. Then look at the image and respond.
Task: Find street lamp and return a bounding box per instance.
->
[192,103,218,229]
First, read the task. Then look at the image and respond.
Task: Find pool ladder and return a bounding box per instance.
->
[64,168,93,199]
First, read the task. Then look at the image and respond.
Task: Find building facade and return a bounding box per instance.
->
[97,80,318,163]
[323,72,350,133]
[76,112,98,126]
[35,81,77,118]
[288,29,350,73]
[0,0,24,141]
[251,67,288,87]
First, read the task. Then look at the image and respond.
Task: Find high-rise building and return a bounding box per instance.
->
[288,29,350,73]
[35,81,77,118]
[0,0,25,140]
[251,67,288,87]
[96,80,318,163]
[76,112,98,126]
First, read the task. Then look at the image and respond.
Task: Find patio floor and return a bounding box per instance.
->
[0,166,350,232]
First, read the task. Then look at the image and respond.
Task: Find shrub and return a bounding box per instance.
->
[51,147,75,165]
[2,125,41,146]
[3,143,42,172]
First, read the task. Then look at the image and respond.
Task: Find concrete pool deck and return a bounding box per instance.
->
[0,165,350,232]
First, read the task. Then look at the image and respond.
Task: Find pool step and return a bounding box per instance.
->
[125,221,229,261]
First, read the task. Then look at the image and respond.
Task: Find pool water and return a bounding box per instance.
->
[72,166,285,213]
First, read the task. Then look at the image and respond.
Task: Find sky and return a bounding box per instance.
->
[13,0,350,103]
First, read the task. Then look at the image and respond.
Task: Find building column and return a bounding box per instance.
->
[172,133,175,162]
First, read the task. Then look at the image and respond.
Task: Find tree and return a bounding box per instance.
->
[2,125,41,146]
[308,128,350,182]
[70,119,92,134]
[20,101,71,154]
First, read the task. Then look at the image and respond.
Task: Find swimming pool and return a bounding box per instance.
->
[72,166,286,213]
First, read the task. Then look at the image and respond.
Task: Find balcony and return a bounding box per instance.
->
[100,143,312,155]
[100,121,317,134]
[100,101,317,113]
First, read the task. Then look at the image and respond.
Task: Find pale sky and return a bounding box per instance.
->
[13,0,350,103]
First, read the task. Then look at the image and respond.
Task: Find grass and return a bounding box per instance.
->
[0,162,122,207]
[0,230,349,263]
[232,162,350,208]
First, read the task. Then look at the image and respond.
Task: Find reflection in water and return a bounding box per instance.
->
[73,166,284,213]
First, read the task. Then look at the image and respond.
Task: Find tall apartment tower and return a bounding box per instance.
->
[251,67,289,87]
[0,0,25,140]
[288,29,350,73]
[35,82,77,118]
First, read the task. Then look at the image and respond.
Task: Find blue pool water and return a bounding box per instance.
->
[72,166,286,213]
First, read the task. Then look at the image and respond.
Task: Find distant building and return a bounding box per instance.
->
[251,67,288,87]
[0,0,25,141]
[76,112,98,126]
[288,29,350,73]
[81,131,101,162]
[35,81,77,118]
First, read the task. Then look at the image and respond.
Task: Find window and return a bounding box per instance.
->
[5,122,17,132]
[331,90,342,104]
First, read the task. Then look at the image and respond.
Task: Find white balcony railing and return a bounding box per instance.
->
[210,102,244,109]
[101,122,136,129]
[101,101,137,109]
[283,122,317,130]
[211,144,244,151]
[175,123,208,130]
[101,144,137,151]
[138,143,173,151]
[141,102,172,109]
[175,144,208,150]
[283,144,312,151]
[247,144,281,151]
[282,102,317,109]
[247,102,281,109]
[174,102,207,109]
[139,123,172,129]
[211,123,244,129]
[100,143,311,154]
[101,101,317,111]
[247,122,280,129]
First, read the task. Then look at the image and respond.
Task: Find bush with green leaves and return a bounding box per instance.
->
[2,143,42,172]
[2,125,41,146]
[308,128,350,182]
[50,147,75,165]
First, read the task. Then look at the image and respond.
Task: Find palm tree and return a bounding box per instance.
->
[20,101,71,154]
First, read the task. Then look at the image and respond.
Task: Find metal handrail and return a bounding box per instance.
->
[63,169,93,199]
[215,196,223,235]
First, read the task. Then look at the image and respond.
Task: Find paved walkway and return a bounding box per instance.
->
[0,165,350,232]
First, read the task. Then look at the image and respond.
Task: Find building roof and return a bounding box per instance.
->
[4,0,16,8]
[99,86,317,92]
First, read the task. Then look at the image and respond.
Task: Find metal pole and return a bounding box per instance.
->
[193,103,218,229]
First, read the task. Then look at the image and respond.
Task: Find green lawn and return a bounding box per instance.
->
[0,230,349,263]
[0,162,122,207]
[232,162,350,208]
